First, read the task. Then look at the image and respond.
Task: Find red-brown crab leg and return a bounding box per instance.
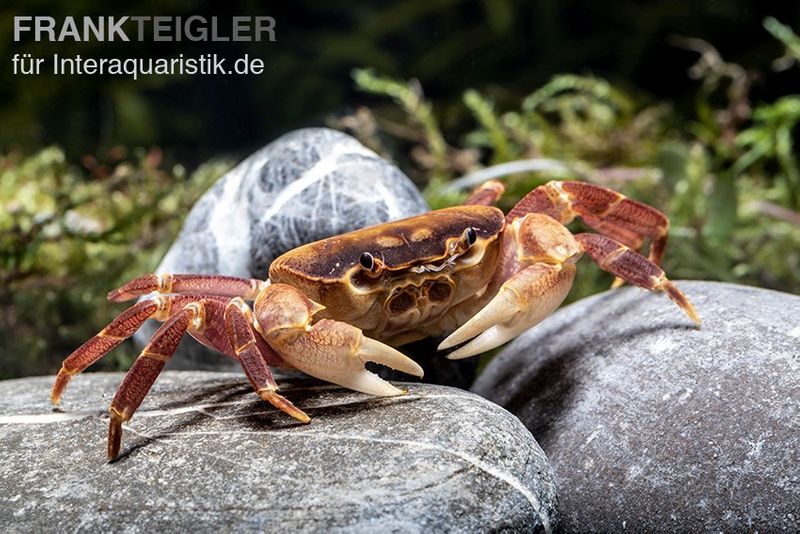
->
[463,179,506,206]
[253,284,424,396]
[507,180,670,265]
[108,273,267,302]
[51,294,228,405]
[106,298,306,460]
[107,301,206,460]
[574,233,700,325]
[224,298,309,423]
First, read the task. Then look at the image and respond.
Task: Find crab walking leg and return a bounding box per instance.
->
[108,273,267,302]
[254,284,423,396]
[224,298,310,423]
[575,233,701,326]
[51,295,227,405]
[463,179,506,206]
[439,262,577,359]
[106,301,210,460]
[507,180,670,265]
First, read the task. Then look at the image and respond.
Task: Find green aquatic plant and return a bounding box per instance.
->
[764,16,800,71]
[0,146,232,379]
[346,18,800,300]
[352,68,450,181]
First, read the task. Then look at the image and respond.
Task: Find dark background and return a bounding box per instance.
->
[3,1,798,164]
[2,1,799,380]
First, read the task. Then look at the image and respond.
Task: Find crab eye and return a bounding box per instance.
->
[466,227,477,246]
[359,252,375,270]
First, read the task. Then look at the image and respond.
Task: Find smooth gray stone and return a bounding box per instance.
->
[472,281,800,532]
[136,128,428,370]
[0,372,557,532]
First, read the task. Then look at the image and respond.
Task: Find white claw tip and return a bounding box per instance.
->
[359,338,424,378]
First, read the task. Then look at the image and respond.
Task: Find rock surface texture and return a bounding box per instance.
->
[472,281,800,531]
[0,372,557,532]
[137,128,428,369]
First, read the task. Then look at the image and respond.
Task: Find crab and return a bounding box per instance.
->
[52,179,700,459]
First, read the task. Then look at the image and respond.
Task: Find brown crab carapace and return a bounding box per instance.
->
[52,180,700,460]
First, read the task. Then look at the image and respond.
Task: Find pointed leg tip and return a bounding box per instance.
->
[107,288,136,302]
[261,390,311,424]
[50,386,63,406]
[680,305,702,328]
[679,293,702,328]
[107,412,123,461]
[291,412,311,424]
[51,369,72,406]
[661,281,701,328]
[684,298,701,327]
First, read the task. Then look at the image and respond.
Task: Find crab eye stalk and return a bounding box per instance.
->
[359,252,374,270]
[359,252,384,275]
[454,227,478,252]
[466,227,477,246]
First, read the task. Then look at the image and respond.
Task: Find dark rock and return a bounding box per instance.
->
[472,281,800,531]
[136,128,428,370]
[0,371,557,532]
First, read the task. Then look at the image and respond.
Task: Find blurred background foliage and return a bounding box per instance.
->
[0,147,232,377]
[1,1,799,378]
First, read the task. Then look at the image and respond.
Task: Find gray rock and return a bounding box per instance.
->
[472,281,800,531]
[0,371,557,532]
[137,128,428,370]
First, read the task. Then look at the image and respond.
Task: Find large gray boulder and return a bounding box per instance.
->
[137,128,428,370]
[0,371,557,532]
[473,281,800,531]
[156,128,427,279]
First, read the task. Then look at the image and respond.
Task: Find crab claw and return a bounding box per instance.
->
[255,283,422,396]
[273,319,424,396]
[439,262,576,359]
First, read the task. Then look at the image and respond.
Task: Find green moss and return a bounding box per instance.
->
[0,147,232,379]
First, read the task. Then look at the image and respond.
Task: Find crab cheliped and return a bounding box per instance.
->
[52,180,700,459]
